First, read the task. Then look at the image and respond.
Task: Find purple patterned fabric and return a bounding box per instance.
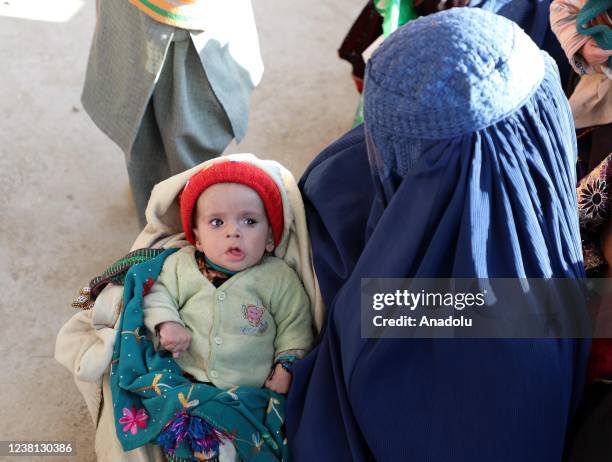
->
[578,153,611,274]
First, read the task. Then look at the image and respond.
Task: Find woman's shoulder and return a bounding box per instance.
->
[300,125,366,188]
[299,124,373,207]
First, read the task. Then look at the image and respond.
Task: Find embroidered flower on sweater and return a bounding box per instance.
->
[119,406,149,434]
[241,304,268,335]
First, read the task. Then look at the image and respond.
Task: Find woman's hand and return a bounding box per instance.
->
[580,39,612,67]
[157,321,191,358]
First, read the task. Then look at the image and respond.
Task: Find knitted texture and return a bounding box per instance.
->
[180,161,284,247]
[364,7,546,141]
[89,248,166,298]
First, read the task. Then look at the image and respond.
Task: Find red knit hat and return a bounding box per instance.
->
[180,161,284,247]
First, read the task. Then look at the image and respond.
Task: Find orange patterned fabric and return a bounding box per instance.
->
[128,0,206,30]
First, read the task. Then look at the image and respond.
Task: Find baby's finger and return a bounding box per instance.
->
[162,340,178,351]
[175,344,188,353]
[172,351,181,358]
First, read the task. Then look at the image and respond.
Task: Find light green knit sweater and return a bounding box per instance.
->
[143,246,314,389]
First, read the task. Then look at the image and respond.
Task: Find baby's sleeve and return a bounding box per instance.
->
[550,0,593,75]
[142,257,184,334]
[270,265,315,359]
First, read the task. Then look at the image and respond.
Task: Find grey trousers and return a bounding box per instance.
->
[127,30,234,226]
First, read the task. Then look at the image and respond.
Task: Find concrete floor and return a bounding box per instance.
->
[0,1,361,460]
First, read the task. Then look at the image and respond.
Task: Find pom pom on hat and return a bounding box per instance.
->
[180,161,284,247]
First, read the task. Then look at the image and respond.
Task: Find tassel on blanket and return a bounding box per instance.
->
[159,410,229,461]
[71,286,94,310]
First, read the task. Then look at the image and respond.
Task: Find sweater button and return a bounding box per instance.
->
[210,370,218,378]
[214,336,223,345]
[218,292,226,301]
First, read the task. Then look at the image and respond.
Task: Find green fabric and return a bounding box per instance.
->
[353,95,365,127]
[142,247,314,389]
[132,0,190,22]
[576,0,612,68]
[373,0,418,37]
[111,249,289,461]
[353,1,418,125]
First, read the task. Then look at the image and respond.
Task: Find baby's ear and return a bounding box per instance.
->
[265,228,275,253]
[193,228,203,251]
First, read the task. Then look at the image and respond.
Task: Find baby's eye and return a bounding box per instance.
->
[210,218,223,227]
[243,217,257,225]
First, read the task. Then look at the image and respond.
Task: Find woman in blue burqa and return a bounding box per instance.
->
[286,7,590,461]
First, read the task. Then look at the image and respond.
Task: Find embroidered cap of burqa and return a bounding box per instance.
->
[287,8,589,461]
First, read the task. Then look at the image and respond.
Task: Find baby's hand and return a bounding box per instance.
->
[264,363,292,394]
[157,321,191,358]
[581,39,612,67]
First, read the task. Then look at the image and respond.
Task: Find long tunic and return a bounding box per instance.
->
[81,0,263,153]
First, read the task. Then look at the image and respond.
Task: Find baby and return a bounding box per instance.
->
[143,160,314,394]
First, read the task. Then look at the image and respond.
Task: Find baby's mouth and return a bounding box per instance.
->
[226,247,244,258]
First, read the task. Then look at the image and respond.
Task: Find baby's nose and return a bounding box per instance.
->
[226,225,241,238]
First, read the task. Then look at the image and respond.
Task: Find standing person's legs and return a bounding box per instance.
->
[127,31,235,227]
[127,99,171,227]
[153,30,235,176]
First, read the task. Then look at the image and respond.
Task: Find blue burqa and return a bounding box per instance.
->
[287,8,589,462]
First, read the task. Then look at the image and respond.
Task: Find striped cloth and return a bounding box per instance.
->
[71,248,166,311]
[90,248,166,297]
[129,0,207,30]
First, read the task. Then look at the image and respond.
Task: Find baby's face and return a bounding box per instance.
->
[193,183,274,272]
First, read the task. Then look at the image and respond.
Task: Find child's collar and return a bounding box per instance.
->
[204,255,238,276]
